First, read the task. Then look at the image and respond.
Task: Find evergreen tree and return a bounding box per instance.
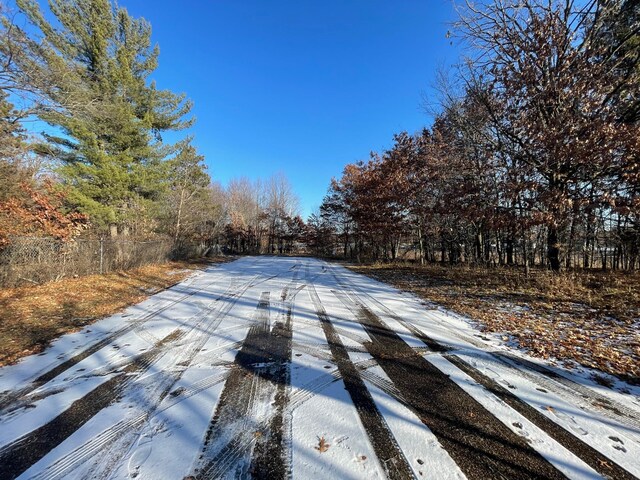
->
[0,90,29,202]
[14,0,193,234]
[161,139,212,242]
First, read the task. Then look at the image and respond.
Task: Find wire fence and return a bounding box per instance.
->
[0,236,176,288]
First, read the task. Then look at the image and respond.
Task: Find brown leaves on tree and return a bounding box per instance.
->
[319,0,639,272]
[0,180,88,247]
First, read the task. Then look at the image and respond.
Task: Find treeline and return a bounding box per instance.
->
[316,0,639,271]
[0,0,305,257]
[223,175,305,255]
[1,0,638,270]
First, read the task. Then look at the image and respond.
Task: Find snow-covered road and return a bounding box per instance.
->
[0,257,639,479]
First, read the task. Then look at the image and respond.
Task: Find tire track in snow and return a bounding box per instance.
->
[5,258,637,479]
[422,303,640,433]
[335,263,640,433]
[29,368,233,480]
[194,292,281,479]
[285,357,380,412]
[308,284,416,480]
[494,353,640,431]
[332,288,566,480]
[249,269,303,479]
[0,329,184,480]
[0,270,235,414]
[330,267,640,458]
[445,354,638,480]
[20,273,262,480]
[192,263,377,480]
[0,275,245,425]
[194,266,306,480]
[334,264,637,479]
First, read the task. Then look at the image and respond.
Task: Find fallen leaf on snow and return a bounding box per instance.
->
[315,436,330,453]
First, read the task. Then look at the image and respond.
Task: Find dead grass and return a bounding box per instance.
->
[349,263,640,385]
[0,257,230,367]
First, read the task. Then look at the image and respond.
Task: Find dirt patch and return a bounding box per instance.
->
[349,264,640,384]
[0,257,230,367]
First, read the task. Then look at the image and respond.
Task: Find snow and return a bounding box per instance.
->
[290,285,386,479]
[427,354,601,480]
[0,257,638,479]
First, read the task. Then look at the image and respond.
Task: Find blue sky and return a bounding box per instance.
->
[27,1,461,218]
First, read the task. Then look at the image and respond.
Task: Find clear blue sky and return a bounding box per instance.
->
[34,1,461,218]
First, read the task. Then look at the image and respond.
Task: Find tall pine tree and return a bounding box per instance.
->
[14,0,193,235]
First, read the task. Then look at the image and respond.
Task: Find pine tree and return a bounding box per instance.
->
[162,140,211,242]
[14,0,193,234]
[0,90,28,202]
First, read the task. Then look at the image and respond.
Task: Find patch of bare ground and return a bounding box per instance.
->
[349,263,640,385]
[0,257,230,367]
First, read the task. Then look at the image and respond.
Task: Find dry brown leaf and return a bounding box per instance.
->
[315,436,330,453]
[597,459,613,469]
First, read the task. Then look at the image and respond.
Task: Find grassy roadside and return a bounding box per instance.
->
[0,257,230,367]
[349,263,640,386]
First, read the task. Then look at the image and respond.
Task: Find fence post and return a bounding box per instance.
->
[99,237,104,275]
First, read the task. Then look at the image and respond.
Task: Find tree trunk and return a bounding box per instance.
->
[495,233,503,266]
[548,225,561,272]
[505,235,514,265]
[418,225,425,265]
[583,218,592,269]
[475,231,482,264]
[522,228,530,276]
[175,188,185,242]
[343,232,349,259]
[565,212,577,270]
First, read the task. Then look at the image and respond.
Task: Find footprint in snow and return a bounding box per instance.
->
[544,405,588,435]
[609,436,627,452]
[127,443,152,476]
[170,387,186,397]
[512,421,530,438]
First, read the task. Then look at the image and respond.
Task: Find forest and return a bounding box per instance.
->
[0,0,638,274]
[314,0,640,271]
